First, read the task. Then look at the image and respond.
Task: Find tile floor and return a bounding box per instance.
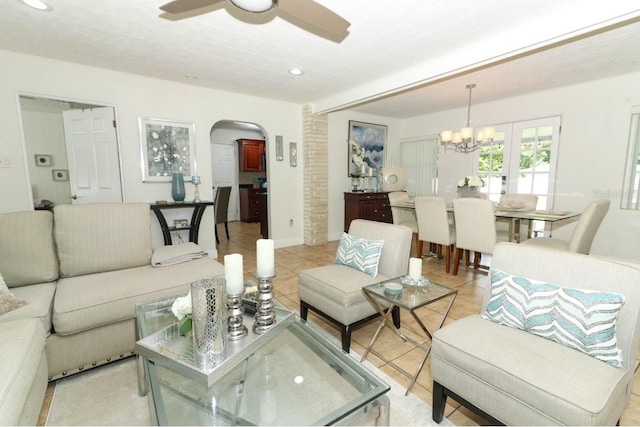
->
[38,219,640,426]
[218,220,640,426]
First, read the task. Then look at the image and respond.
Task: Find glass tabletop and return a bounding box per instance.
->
[136,296,390,426]
[363,278,457,311]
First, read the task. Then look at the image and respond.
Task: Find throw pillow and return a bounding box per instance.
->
[483,269,625,367]
[335,232,384,277]
[0,271,27,316]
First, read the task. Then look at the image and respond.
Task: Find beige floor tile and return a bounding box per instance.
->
[41,220,640,426]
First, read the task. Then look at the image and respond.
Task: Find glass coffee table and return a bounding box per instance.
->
[135,296,390,426]
[361,277,457,396]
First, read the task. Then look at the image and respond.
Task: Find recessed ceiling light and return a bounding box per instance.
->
[21,0,52,11]
[289,68,304,76]
[184,74,198,80]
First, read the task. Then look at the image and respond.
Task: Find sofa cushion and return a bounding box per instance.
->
[54,203,152,277]
[53,257,225,335]
[432,315,629,425]
[0,272,26,315]
[483,269,625,367]
[2,282,56,333]
[335,232,384,277]
[0,318,47,426]
[0,210,58,287]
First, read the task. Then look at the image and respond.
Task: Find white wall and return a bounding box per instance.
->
[401,72,640,262]
[326,111,402,241]
[0,50,304,251]
[4,50,639,261]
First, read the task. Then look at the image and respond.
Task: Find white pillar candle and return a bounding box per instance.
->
[256,239,275,277]
[224,253,244,295]
[409,257,422,281]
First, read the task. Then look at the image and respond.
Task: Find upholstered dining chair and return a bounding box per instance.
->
[213,186,232,244]
[521,199,610,254]
[414,196,456,273]
[388,191,421,256]
[452,198,509,275]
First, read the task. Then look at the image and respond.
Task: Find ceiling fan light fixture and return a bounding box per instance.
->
[230,0,276,13]
[21,0,51,11]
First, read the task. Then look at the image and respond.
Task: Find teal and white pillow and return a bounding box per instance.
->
[483,269,625,367]
[335,232,384,277]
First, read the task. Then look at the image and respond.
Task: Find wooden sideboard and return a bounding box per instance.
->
[344,192,392,231]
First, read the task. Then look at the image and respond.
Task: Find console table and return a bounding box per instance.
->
[150,201,214,245]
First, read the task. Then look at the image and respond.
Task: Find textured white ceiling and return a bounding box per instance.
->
[2,0,640,118]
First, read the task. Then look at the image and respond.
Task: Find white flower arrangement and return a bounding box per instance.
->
[457,175,485,188]
[171,292,193,335]
[349,139,365,177]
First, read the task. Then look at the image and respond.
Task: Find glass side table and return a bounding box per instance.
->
[361,277,457,396]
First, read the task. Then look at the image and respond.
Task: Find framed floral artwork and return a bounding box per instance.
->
[139,117,196,182]
[347,120,387,176]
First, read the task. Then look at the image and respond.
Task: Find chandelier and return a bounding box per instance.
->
[440,84,495,153]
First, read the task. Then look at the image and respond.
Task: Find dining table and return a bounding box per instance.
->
[391,199,582,243]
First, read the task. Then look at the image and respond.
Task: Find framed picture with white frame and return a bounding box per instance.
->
[139,117,196,182]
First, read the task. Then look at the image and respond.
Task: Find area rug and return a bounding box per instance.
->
[46,322,454,426]
[45,356,453,426]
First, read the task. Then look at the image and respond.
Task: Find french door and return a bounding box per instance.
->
[476,116,561,234]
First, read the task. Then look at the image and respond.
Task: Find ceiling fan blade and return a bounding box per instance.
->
[278,0,350,42]
[159,0,225,14]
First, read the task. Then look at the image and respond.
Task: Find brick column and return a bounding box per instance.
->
[302,104,328,245]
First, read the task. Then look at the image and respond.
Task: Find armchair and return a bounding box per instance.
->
[431,242,640,425]
[298,219,413,352]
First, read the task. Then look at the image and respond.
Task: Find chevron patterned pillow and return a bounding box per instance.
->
[335,232,384,277]
[483,269,625,367]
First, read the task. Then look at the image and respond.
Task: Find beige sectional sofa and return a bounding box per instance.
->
[0,203,225,425]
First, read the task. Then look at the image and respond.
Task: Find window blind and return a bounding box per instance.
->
[399,136,439,196]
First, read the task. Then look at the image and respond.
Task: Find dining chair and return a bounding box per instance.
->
[452,198,509,275]
[388,191,421,256]
[521,199,610,254]
[213,186,232,244]
[414,196,456,273]
[496,193,538,241]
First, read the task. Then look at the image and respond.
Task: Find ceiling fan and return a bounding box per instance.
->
[159,0,351,42]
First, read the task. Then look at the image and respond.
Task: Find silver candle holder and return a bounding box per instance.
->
[253,273,277,334]
[226,292,248,341]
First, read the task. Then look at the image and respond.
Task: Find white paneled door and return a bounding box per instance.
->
[211,143,239,221]
[63,107,122,204]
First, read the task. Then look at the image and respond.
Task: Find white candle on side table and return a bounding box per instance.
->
[409,257,422,281]
[224,253,244,295]
[256,239,275,277]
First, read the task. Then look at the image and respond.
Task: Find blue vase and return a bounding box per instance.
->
[171,172,186,202]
